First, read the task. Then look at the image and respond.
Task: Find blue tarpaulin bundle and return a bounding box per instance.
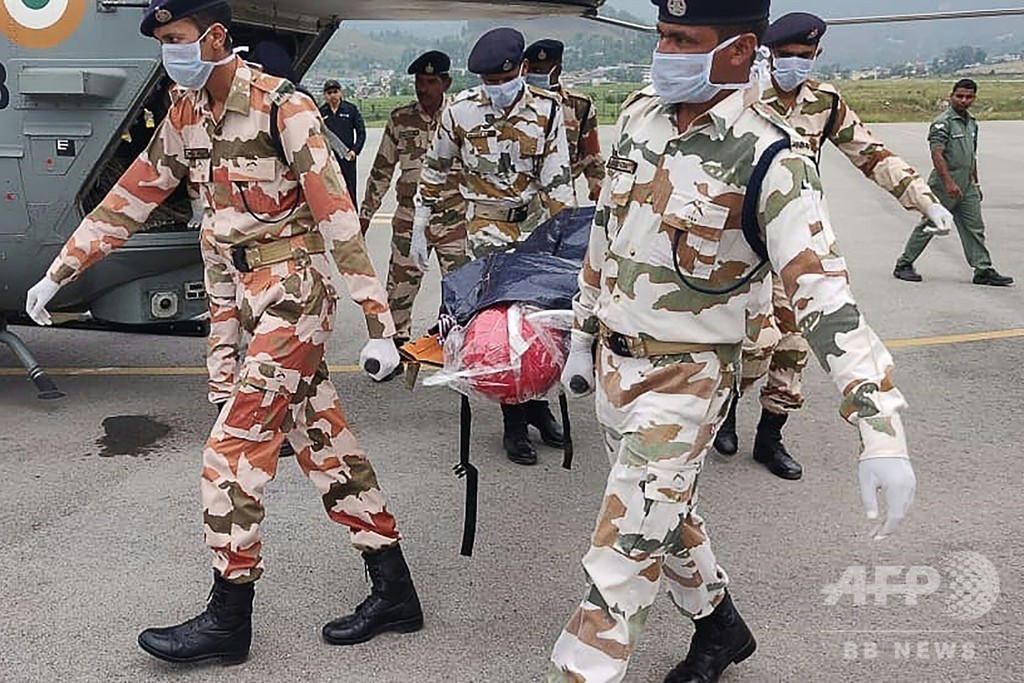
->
[441,206,594,323]
[435,206,594,557]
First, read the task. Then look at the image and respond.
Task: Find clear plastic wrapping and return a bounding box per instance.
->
[424,303,572,404]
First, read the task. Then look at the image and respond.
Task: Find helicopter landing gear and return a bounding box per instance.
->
[0,316,65,400]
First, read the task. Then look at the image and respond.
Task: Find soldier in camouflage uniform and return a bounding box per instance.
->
[359,51,468,349]
[550,2,917,681]
[712,11,957,481]
[26,0,423,665]
[413,27,577,466]
[525,39,606,202]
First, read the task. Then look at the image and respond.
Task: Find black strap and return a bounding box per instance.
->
[559,392,574,470]
[270,101,285,162]
[454,395,478,557]
[545,98,557,141]
[671,137,790,296]
[741,137,791,263]
[819,92,840,169]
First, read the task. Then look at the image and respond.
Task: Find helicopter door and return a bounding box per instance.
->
[0,153,29,236]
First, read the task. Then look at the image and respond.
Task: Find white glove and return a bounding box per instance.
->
[560,331,596,398]
[410,204,430,272]
[188,198,206,229]
[25,277,61,326]
[858,458,916,540]
[923,203,953,237]
[359,338,401,382]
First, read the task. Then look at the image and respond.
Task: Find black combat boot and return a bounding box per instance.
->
[663,592,757,683]
[137,573,254,665]
[322,545,424,645]
[523,399,564,448]
[972,268,1014,287]
[712,395,739,456]
[893,262,923,282]
[501,404,537,465]
[752,409,803,480]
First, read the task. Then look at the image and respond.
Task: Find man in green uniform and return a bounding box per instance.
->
[894,79,1013,286]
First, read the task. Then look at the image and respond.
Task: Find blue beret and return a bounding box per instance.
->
[140,0,230,37]
[763,12,827,47]
[525,39,564,63]
[650,0,769,25]
[408,51,451,76]
[468,28,525,75]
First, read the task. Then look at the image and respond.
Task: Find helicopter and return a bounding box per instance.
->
[2,1,1021,400]
[0,0,606,399]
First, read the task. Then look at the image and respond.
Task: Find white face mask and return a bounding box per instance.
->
[483,76,525,110]
[650,35,749,105]
[772,56,815,93]
[526,72,554,91]
[162,27,235,90]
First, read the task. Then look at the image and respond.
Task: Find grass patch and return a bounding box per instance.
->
[350,79,1024,128]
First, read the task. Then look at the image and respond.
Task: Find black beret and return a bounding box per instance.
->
[650,0,769,26]
[408,51,451,76]
[467,27,525,75]
[763,12,827,47]
[140,0,230,37]
[248,41,298,83]
[525,39,564,63]
[323,79,342,92]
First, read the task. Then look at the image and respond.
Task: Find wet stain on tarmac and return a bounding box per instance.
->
[97,416,171,457]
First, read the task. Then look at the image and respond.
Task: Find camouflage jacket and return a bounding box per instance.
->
[418,84,575,217]
[46,59,394,338]
[576,86,907,446]
[763,80,938,216]
[360,98,463,224]
[558,87,605,196]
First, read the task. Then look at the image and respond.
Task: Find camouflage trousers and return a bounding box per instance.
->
[549,342,738,683]
[202,230,242,405]
[388,211,469,340]
[740,275,810,415]
[203,254,400,583]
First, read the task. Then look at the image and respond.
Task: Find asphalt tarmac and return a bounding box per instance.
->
[1,122,1022,683]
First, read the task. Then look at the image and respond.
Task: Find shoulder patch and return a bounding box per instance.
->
[751,101,814,159]
[809,79,840,97]
[622,86,657,111]
[453,87,481,105]
[391,101,418,119]
[528,85,559,103]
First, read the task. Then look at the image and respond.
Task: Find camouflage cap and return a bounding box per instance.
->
[763,12,828,47]
[650,0,770,26]
[140,0,230,37]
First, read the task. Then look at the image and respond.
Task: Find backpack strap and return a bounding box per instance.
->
[545,97,557,140]
[741,137,791,263]
[269,100,285,163]
[818,91,840,169]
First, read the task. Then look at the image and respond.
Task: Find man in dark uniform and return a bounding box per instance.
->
[321,79,367,209]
